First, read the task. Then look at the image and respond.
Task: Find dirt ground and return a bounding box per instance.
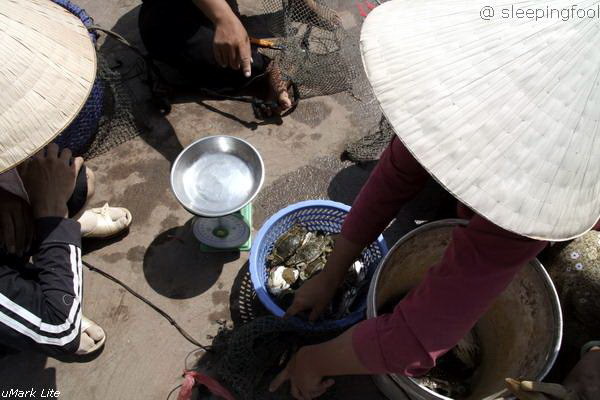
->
[0,0,427,399]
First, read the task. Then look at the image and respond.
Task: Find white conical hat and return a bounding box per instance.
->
[0,0,96,174]
[360,0,600,241]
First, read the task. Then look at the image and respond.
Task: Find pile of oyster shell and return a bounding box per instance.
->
[266,224,367,319]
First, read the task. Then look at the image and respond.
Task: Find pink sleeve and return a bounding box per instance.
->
[352,215,548,375]
[341,137,429,246]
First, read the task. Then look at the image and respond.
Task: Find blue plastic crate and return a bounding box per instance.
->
[250,200,388,330]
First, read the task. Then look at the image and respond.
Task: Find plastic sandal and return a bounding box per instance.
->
[76,316,106,355]
[79,203,132,239]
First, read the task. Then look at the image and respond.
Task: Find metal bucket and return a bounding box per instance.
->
[367,220,563,400]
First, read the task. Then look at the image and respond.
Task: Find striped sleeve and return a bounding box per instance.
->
[0,218,82,355]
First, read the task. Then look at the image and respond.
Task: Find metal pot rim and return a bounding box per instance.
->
[366,219,563,400]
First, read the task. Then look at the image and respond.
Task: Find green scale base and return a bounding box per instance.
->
[199,203,253,252]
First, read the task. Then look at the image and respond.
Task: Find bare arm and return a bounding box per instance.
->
[269,326,369,399]
[192,0,251,76]
[286,137,430,321]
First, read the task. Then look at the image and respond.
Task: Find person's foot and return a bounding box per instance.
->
[259,60,293,118]
[78,204,132,238]
[76,316,105,355]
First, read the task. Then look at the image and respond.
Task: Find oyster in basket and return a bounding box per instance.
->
[268,266,300,296]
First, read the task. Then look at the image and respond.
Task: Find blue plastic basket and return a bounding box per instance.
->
[250,200,388,330]
[51,0,104,156]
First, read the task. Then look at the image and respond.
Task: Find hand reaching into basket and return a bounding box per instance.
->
[285,272,339,321]
[285,235,364,321]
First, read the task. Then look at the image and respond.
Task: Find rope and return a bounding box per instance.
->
[82,259,212,352]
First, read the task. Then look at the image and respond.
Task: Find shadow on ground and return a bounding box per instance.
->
[0,351,56,394]
[95,5,186,167]
[143,219,240,299]
[327,160,376,205]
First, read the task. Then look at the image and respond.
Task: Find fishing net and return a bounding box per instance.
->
[260,0,355,99]
[256,0,392,160]
[342,115,395,163]
[197,316,341,400]
[83,54,142,159]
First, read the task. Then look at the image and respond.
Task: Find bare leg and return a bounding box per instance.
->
[85,167,95,202]
[263,60,292,117]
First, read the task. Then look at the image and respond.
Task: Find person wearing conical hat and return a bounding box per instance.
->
[270,1,600,398]
[0,0,131,356]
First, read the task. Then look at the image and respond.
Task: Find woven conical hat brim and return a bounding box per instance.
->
[360,0,600,241]
[0,0,96,173]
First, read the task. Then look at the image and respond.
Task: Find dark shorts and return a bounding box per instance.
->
[138,0,269,90]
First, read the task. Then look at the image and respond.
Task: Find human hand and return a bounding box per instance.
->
[285,272,340,321]
[18,144,78,219]
[562,347,600,400]
[213,15,251,77]
[504,378,574,400]
[0,189,33,256]
[269,346,335,400]
[505,348,600,400]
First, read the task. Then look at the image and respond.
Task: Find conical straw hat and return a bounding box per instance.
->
[0,0,96,174]
[360,0,600,241]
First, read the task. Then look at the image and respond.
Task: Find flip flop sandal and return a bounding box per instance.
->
[80,203,132,239]
[75,316,106,355]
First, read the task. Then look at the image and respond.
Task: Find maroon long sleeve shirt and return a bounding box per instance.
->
[343,136,598,375]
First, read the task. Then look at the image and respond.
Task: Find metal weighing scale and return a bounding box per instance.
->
[170,136,264,252]
[192,204,253,252]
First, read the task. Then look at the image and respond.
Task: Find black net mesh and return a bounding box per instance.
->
[83,55,141,159]
[342,115,395,164]
[256,0,394,161]
[260,0,358,99]
[199,316,341,400]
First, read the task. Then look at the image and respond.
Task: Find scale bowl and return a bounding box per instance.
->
[171,136,264,217]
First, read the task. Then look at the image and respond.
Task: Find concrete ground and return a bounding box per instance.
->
[0,0,457,398]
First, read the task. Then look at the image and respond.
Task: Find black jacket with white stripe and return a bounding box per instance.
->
[0,218,82,355]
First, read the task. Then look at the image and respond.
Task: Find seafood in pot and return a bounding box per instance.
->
[414,329,481,399]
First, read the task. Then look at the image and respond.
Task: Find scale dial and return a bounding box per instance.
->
[192,215,250,249]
